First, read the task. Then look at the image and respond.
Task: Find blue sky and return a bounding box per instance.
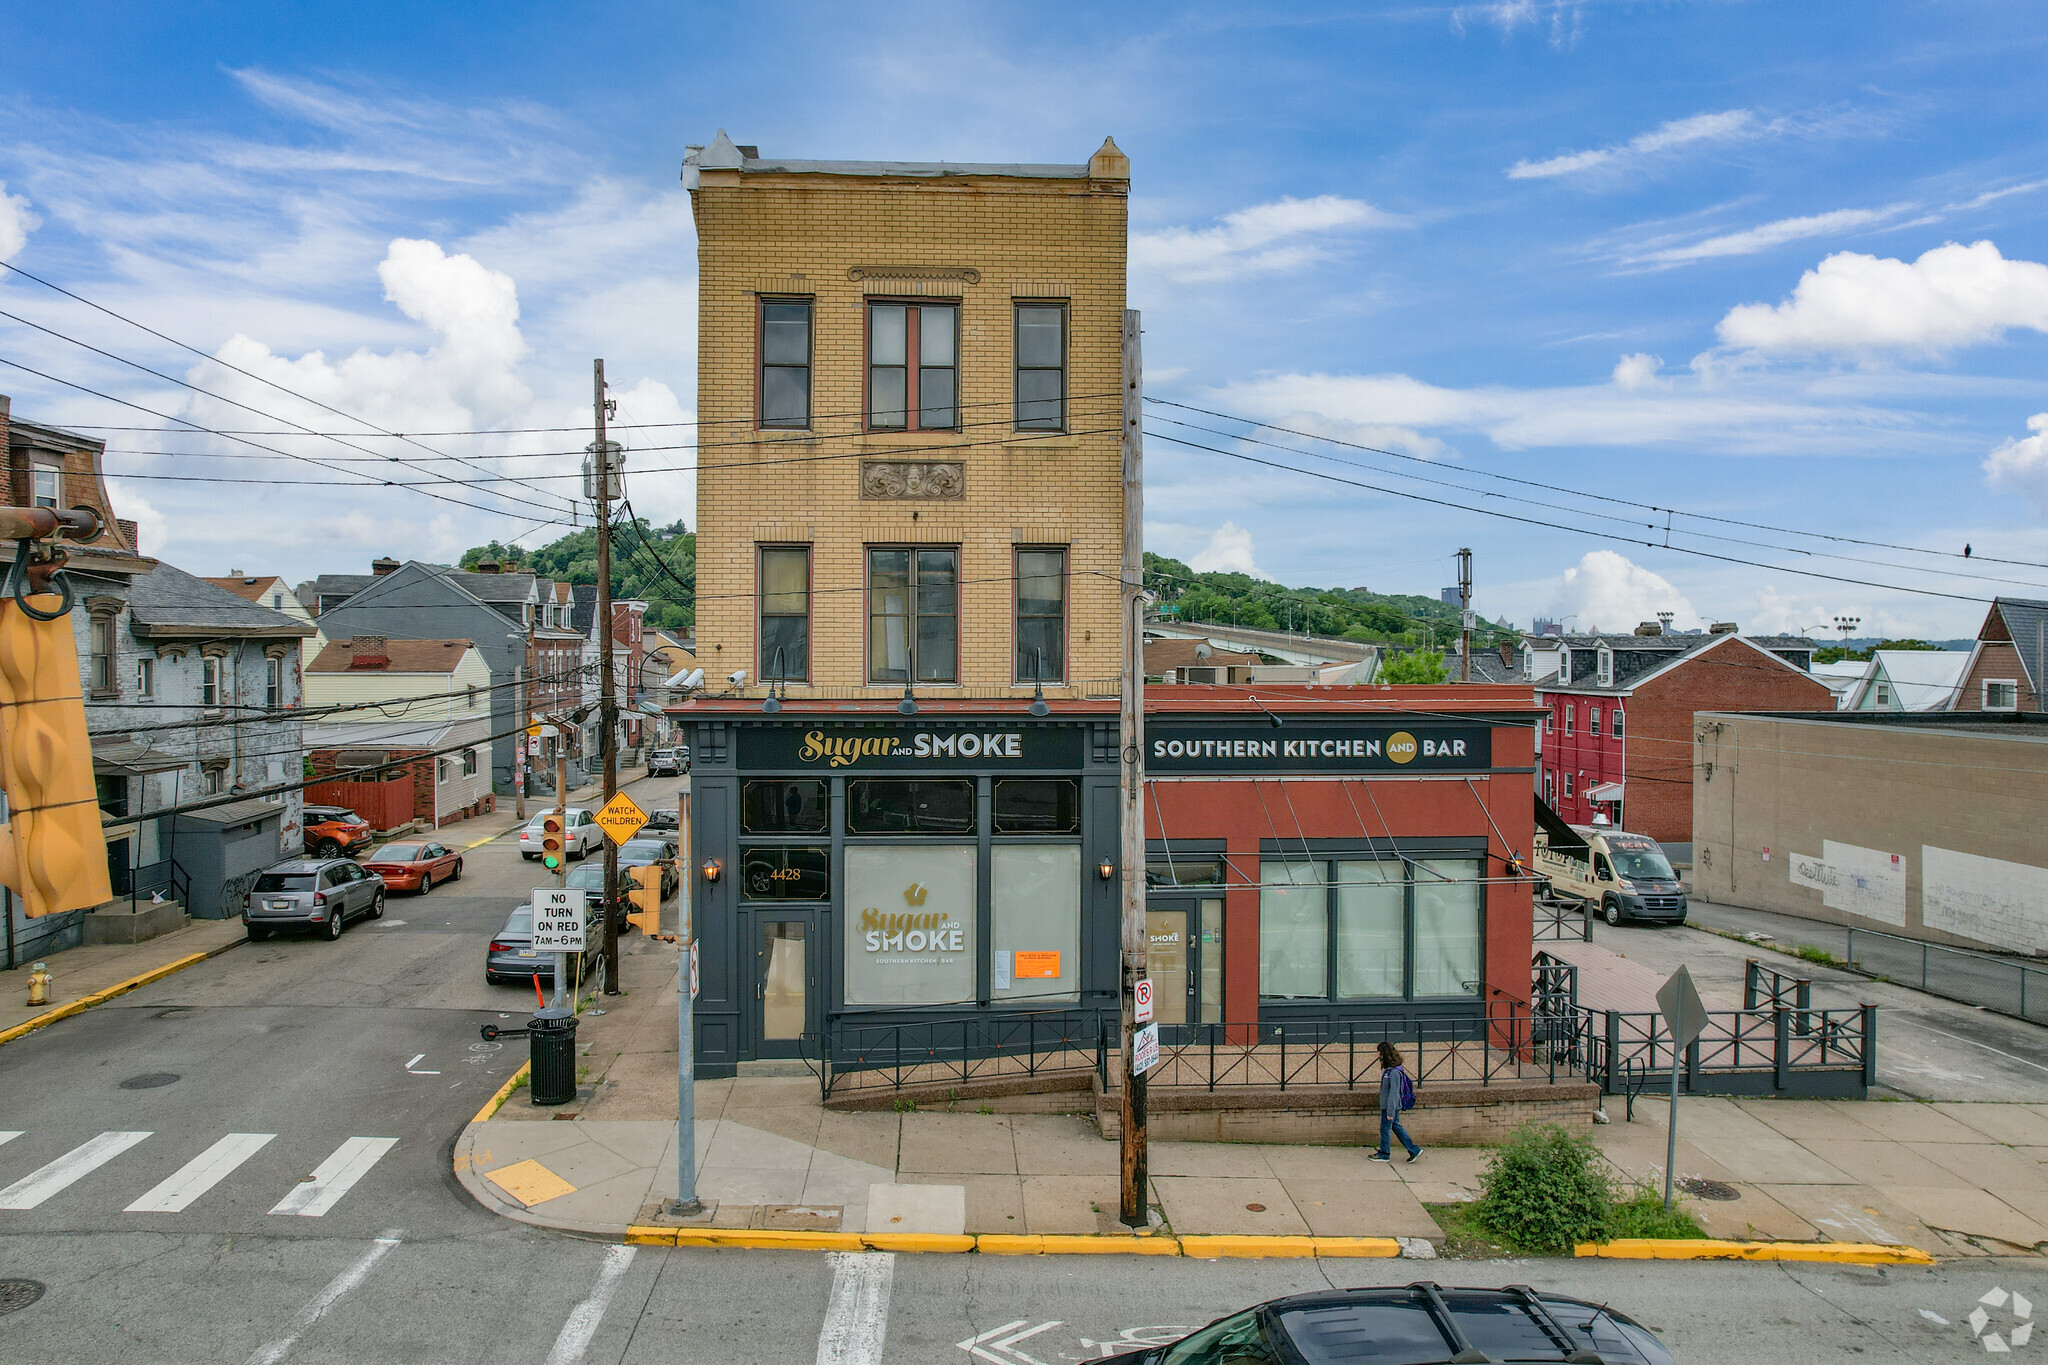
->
[2,1,2045,639]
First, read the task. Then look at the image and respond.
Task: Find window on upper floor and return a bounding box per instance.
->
[759,297,812,429]
[1564,703,1574,734]
[866,302,958,431]
[201,656,222,708]
[1985,679,2019,711]
[759,545,810,683]
[31,464,60,509]
[1014,303,1067,431]
[1014,548,1066,684]
[1612,707,1624,738]
[1564,772,1575,799]
[88,612,117,697]
[466,686,478,710]
[462,747,478,777]
[1874,682,1891,708]
[272,593,284,609]
[135,656,155,698]
[1596,647,1614,687]
[868,547,958,684]
[265,657,282,708]
[1589,705,1600,734]
[1557,650,1572,685]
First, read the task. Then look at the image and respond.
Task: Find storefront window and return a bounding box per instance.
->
[992,779,1078,833]
[843,844,976,1007]
[847,779,974,834]
[992,844,1080,1004]
[1258,860,1326,998]
[741,846,829,900]
[742,779,828,834]
[1334,860,1404,998]
[1412,858,1482,997]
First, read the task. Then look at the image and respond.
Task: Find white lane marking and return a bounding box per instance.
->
[957,1320,1061,1365]
[0,1131,21,1150]
[0,1131,151,1209]
[817,1251,894,1365]
[404,1054,440,1076]
[268,1137,398,1217]
[543,1244,637,1365]
[1891,1017,2048,1075]
[127,1133,276,1213]
[243,1229,402,1365]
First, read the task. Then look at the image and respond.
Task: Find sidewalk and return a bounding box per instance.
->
[0,916,245,1041]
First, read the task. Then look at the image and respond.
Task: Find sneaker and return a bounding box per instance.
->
[1368,1151,1392,1161]
[1407,1147,1423,1162]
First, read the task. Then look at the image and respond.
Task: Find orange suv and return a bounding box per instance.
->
[303,805,375,859]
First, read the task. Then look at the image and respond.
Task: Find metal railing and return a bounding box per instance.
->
[1843,925,2048,1026]
[1590,1002,1875,1096]
[810,1009,1103,1099]
[125,858,191,915]
[1533,896,1593,942]
[1743,958,1815,1034]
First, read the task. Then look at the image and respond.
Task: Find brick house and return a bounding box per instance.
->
[1953,597,2048,714]
[1534,626,1829,847]
[302,637,494,829]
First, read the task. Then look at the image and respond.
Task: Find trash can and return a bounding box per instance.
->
[527,1006,580,1105]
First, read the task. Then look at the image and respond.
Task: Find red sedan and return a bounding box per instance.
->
[362,840,464,894]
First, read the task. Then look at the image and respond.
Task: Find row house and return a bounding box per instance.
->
[205,570,326,670]
[569,584,652,761]
[1528,624,1830,848]
[1954,597,2048,715]
[303,637,495,829]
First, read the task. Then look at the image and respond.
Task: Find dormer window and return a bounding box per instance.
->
[1558,651,1571,685]
[1596,647,1614,687]
[31,464,60,509]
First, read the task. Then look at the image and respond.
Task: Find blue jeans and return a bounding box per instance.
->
[1377,1113,1419,1158]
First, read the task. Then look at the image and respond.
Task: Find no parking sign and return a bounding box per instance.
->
[1133,978,1153,1024]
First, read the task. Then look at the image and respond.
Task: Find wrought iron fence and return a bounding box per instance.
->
[1533,897,1593,942]
[1589,1003,1875,1096]
[1843,925,2048,1026]
[809,1009,1103,1099]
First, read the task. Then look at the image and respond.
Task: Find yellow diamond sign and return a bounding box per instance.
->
[595,791,649,845]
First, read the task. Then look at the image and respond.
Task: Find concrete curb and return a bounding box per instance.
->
[0,936,242,1049]
[1575,1238,1939,1265]
[470,1062,532,1125]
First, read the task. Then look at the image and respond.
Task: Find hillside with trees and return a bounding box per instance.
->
[461,520,695,631]
[1142,552,1510,647]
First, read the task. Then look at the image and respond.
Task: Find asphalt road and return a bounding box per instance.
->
[1,771,2041,1363]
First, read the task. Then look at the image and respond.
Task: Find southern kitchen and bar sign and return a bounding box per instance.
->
[739,723,1086,771]
[1147,722,1493,774]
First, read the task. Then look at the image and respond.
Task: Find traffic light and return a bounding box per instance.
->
[540,812,565,871]
[625,865,662,936]
[0,595,113,917]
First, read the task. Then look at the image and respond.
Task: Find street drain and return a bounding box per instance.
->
[118,1072,180,1090]
[0,1279,45,1317]
[1678,1177,1741,1201]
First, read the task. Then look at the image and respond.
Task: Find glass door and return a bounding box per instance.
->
[749,909,819,1058]
[1148,896,1226,1025]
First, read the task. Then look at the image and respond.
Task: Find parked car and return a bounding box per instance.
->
[361,840,464,894]
[1535,817,1687,927]
[643,807,680,835]
[242,858,384,941]
[518,808,603,861]
[485,898,606,985]
[302,805,375,858]
[1104,1284,1676,1365]
[617,835,679,899]
[647,748,683,776]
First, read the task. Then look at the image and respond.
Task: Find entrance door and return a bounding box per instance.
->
[748,909,820,1058]
[1147,896,1225,1025]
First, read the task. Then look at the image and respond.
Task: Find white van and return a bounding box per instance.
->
[1533,817,1687,926]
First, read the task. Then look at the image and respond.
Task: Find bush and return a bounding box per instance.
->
[1606,1186,1704,1240]
[1475,1124,1614,1253]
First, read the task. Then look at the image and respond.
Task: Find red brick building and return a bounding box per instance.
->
[1533,628,1829,845]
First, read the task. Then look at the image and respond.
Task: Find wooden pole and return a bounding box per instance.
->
[595,359,622,994]
[1118,308,1149,1228]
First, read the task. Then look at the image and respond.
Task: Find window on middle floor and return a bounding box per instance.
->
[866,302,958,430]
[265,657,282,709]
[201,656,222,708]
[1014,548,1066,683]
[759,298,812,428]
[868,547,958,684]
[1014,303,1067,431]
[758,545,810,682]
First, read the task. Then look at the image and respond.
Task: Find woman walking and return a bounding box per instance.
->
[1369,1041,1422,1162]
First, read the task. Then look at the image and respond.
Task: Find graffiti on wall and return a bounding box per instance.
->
[1788,840,1907,927]
[1922,846,2048,955]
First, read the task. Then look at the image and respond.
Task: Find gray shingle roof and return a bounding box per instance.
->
[434,566,534,603]
[571,583,598,633]
[1993,598,2048,691]
[127,561,317,639]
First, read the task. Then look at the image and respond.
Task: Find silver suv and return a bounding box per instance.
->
[242,858,386,941]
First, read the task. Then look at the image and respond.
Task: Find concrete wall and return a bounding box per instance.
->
[1692,712,2048,954]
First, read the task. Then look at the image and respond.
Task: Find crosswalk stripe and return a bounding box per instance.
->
[543,1244,637,1365]
[0,1131,152,1209]
[0,1132,21,1150]
[126,1133,278,1213]
[244,1230,403,1365]
[268,1137,398,1217]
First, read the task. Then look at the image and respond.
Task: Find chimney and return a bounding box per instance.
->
[118,518,138,552]
[230,568,244,577]
[1634,621,1663,637]
[349,635,390,669]
[1498,641,1514,667]
[371,556,401,576]
[474,560,501,574]
[1709,621,1739,635]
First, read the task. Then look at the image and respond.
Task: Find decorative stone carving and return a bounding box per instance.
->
[847,265,980,283]
[861,461,965,500]
[154,643,191,660]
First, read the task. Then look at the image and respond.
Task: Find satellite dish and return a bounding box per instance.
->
[1195,643,1212,660]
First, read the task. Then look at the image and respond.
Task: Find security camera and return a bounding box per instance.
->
[680,668,705,691]
[728,669,748,687]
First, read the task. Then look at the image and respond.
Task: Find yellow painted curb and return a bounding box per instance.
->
[673,1229,864,1251]
[626,1226,681,1246]
[1575,1239,1938,1266]
[0,948,219,1048]
[1182,1235,1321,1259]
[1308,1237,1404,1258]
[471,1061,532,1124]
[977,1234,1184,1256]
[620,1228,1409,1257]
[861,1233,978,1254]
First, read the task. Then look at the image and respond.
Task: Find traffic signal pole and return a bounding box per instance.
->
[551,751,569,1009]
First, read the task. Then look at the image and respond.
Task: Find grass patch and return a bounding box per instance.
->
[1793,944,1842,967]
[1606,1187,1706,1240]
[1425,1202,1515,1260]
[1449,1122,1709,1256]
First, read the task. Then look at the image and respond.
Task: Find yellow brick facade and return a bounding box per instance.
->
[687,138,1130,697]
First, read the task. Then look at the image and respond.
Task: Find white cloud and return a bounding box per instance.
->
[1985,412,2048,514]
[1131,195,1398,283]
[1717,240,2048,358]
[1189,522,1271,579]
[0,181,35,261]
[1509,110,1754,181]
[1631,204,1911,267]
[1610,353,1664,391]
[1553,550,1701,634]
[1453,0,1585,49]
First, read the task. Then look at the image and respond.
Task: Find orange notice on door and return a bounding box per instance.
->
[1013,951,1061,979]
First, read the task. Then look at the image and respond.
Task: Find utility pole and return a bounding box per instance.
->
[594,360,623,994]
[1118,309,1149,1229]
[551,747,569,1008]
[515,614,535,820]
[1457,547,1473,683]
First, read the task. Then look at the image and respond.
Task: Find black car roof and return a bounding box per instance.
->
[1259,1284,1655,1365]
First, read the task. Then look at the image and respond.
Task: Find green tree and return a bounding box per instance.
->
[1378,650,1449,684]
[459,522,697,631]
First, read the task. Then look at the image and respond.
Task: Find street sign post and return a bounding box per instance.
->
[1655,964,1710,1209]
[1132,1022,1159,1076]
[1133,978,1153,1025]
[595,791,649,845]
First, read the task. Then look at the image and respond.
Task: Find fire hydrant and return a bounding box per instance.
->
[26,962,50,1008]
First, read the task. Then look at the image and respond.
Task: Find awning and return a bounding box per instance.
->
[1585,781,1625,803]
[92,739,189,776]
